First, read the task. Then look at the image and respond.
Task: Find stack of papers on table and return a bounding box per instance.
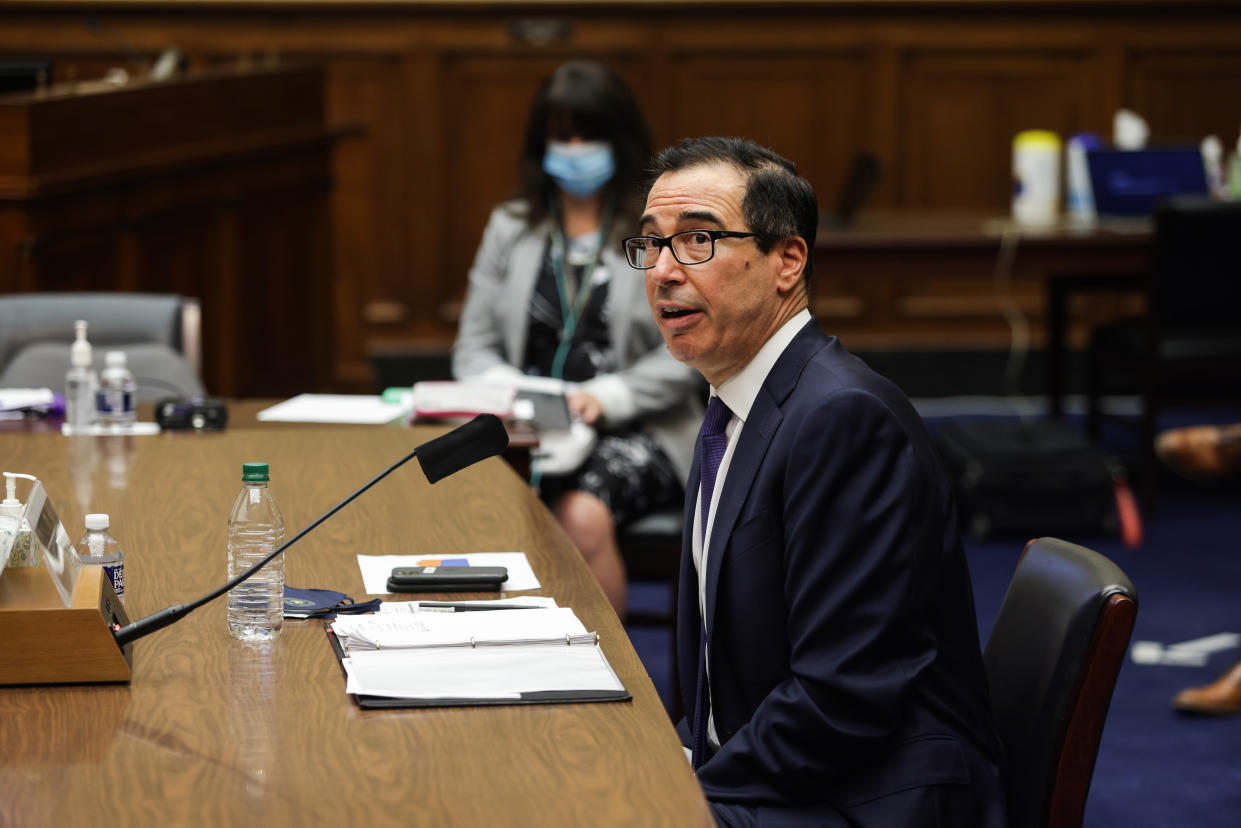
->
[0,388,59,419]
[410,382,517,419]
[332,607,596,650]
[256,394,411,425]
[410,379,573,431]
[327,604,629,708]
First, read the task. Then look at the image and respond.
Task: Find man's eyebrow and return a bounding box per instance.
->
[678,209,724,227]
[638,209,725,233]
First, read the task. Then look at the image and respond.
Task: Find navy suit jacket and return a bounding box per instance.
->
[678,321,1007,826]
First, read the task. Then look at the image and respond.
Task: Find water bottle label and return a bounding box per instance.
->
[103,562,124,598]
[95,389,135,415]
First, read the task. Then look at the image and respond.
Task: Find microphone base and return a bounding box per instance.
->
[0,564,132,684]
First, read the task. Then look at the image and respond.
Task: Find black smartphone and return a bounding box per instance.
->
[386,566,508,593]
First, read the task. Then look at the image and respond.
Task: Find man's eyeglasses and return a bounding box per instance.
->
[622,230,759,270]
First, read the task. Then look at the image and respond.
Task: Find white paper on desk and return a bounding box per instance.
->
[331,607,590,650]
[357,552,539,594]
[256,393,411,425]
[0,388,55,412]
[342,643,624,699]
[411,382,517,418]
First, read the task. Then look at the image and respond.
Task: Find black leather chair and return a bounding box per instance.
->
[0,292,204,401]
[1085,197,1241,502]
[983,537,1137,828]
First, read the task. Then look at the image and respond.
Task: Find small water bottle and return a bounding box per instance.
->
[64,320,98,433]
[74,513,125,603]
[227,462,286,641]
[96,350,137,427]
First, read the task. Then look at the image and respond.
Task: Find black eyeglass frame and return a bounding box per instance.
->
[621,229,761,269]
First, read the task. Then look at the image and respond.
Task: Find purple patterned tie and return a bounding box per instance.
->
[698,395,732,547]
[692,394,731,769]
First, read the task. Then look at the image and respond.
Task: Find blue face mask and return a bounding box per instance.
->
[543,140,616,198]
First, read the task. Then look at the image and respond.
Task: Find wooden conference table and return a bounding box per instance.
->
[0,410,710,826]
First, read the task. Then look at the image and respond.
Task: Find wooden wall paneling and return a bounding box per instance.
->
[664,51,874,212]
[317,53,415,387]
[130,207,218,303]
[402,49,447,342]
[233,183,324,397]
[870,43,904,209]
[129,205,217,394]
[1125,50,1241,145]
[900,50,1091,210]
[439,54,559,332]
[22,221,120,293]
[0,209,26,291]
[211,198,240,397]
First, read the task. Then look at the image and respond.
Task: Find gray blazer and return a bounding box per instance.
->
[452,202,703,482]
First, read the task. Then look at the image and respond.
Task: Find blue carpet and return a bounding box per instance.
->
[625,407,1241,825]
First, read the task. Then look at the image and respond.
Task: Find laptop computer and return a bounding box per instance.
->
[1087,147,1208,218]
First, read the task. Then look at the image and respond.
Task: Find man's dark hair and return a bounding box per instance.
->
[514,59,653,227]
[645,136,818,285]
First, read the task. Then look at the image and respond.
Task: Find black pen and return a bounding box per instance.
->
[414,601,543,612]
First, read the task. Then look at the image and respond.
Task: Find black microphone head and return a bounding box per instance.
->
[416,414,509,484]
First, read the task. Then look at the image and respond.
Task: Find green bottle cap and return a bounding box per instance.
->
[241,462,269,481]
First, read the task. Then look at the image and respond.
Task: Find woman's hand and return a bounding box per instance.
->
[566,391,603,425]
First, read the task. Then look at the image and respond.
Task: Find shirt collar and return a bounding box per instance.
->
[712,309,812,422]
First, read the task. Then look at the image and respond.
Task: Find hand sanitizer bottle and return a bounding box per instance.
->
[0,472,37,572]
[64,320,97,433]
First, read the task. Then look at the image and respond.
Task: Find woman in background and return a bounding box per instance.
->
[452,59,700,617]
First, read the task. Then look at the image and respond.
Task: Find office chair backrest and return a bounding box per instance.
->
[0,292,204,400]
[982,537,1137,828]
[1152,196,1241,328]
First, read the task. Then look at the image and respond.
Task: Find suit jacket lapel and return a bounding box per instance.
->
[702,320,829,637]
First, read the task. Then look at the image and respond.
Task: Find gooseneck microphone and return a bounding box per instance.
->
[112,414,509,647]
[416,411,511,483]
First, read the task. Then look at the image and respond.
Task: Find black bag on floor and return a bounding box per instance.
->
[934,418,1136,542]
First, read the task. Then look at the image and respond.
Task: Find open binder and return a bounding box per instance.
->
[325,607,630,709]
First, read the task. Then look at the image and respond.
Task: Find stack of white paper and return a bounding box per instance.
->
[256,394,411,425]
[331,607,594,651]
[330,604,626,702]
[343,645,624,700]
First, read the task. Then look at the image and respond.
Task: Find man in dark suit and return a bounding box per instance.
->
[624,137,1007,826]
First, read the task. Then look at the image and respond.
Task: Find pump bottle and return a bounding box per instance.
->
[0,472,37,571]
[64,320,97,433]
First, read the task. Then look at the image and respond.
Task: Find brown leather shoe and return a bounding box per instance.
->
[1154,423,1241,481]
[1172,659,1241,715]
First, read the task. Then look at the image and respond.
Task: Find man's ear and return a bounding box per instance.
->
[772,236,808,294]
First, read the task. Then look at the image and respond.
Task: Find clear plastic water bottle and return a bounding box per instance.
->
[74,513,125,603]
[96,350,136,427]
[64,320,98,432]
[227,462,285,641]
